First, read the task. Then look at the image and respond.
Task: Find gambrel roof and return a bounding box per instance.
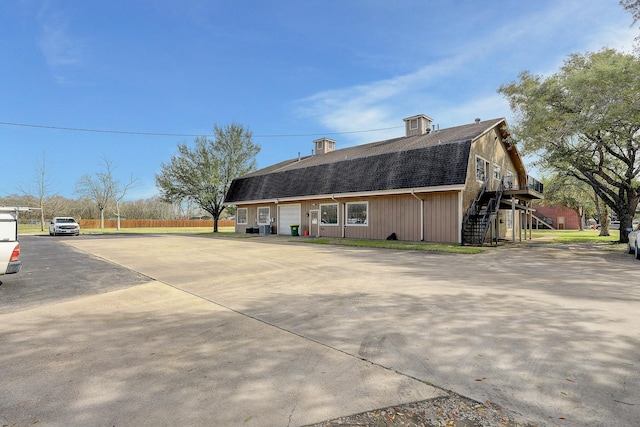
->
[225,118,506,203]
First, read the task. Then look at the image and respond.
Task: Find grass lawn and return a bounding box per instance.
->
[529,229,627,252]
[299,237,485,254]
[530,229,621,243]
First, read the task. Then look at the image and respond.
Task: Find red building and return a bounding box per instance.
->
[533,204,580,230]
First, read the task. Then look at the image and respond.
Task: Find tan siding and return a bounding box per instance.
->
[235,203,278,233]
[467,129,520,193]
[424,191,459,243]
[358,195,421,241]
[234,192,461,243]
[462,128,529,241]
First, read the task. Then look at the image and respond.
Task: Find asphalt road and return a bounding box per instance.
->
[1,234,639,426]
[0,235,151,313]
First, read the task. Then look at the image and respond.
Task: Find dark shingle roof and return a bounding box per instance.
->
[224,118,504,203]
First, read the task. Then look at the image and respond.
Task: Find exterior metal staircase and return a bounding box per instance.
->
[462,181,504,246]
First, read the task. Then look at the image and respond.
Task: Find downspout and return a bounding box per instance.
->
[458,191,463,244]
[332,195,345,238]
[511,195,516,243]
[411,189,424,241]
[274,198,279,234]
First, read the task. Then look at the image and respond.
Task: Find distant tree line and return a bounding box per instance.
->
[5,122,256,232]
[0,193,229,224]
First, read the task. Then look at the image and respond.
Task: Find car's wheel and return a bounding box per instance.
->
[628,243,635,254]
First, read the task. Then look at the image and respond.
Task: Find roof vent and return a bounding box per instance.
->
[475,118,481,124]
[403,114,433,136]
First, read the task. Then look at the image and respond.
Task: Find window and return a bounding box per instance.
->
[493,164,501,181]
[505,171,515,189]
[506,211,513,230]
[346,202,368,225]
[410,119,418,130]
[319,203,338,225]
[476,156,489,182]
[237,208,248,225]
[257,207,270,224]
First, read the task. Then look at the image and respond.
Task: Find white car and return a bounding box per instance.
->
[627,226,640,260]
[49,217,80,236]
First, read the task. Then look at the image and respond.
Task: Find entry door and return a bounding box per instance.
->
[309,210,319,237]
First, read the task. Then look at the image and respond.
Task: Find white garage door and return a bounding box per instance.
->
[278,204,301,235]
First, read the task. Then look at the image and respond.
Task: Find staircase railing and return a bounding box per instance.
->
[477,180,505,245]
[462,180,487,230]
[462,180,504,246]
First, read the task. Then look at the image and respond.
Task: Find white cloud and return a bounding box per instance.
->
[294,1,638,146]
[37,4,87,84]
[294,55,473,145]
[439,94,512,127]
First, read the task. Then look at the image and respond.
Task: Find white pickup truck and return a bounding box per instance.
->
[0,207,25,277]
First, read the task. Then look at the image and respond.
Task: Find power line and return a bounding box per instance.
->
[0,120,403,138]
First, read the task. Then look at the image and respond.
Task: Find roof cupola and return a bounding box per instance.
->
[313,137,336,155]
[403,114,433,136]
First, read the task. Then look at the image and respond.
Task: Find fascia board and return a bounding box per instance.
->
[228,184,466,205]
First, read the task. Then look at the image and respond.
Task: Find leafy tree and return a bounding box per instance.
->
[155,123,260,232]
[620,0,640,52]
[499,49,640,242]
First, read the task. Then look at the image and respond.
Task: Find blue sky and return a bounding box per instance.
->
[1,0,636,200]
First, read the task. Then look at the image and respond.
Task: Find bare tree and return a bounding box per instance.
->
[75,156,138,229]
[18,152,55,231]
[113,174,139,230]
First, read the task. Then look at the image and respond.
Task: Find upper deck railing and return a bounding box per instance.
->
[502,175,543,195]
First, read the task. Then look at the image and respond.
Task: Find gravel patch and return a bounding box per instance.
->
[305,391,538,427]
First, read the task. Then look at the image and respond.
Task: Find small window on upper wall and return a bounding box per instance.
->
[410,119,419,130]
[505,171,515,189]
[346,202,368,225]
[476,156,489,182]
[493,164,501,181]
[237,208,248,225]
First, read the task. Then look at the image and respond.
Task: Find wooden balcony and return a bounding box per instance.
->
[502,175,544,201]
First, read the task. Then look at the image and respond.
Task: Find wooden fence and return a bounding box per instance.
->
[79,219,235,229]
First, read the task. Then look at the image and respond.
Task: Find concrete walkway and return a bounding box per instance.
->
[3,235,639,426]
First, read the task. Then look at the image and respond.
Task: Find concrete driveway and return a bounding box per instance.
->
[2,235,639,426]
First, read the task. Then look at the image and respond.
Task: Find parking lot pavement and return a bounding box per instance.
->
[0,236,442,426]
[0,236,640,426]
[0,235,150,313]
[56,235,640,427]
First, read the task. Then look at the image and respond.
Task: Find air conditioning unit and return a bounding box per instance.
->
[259,225,271,235]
